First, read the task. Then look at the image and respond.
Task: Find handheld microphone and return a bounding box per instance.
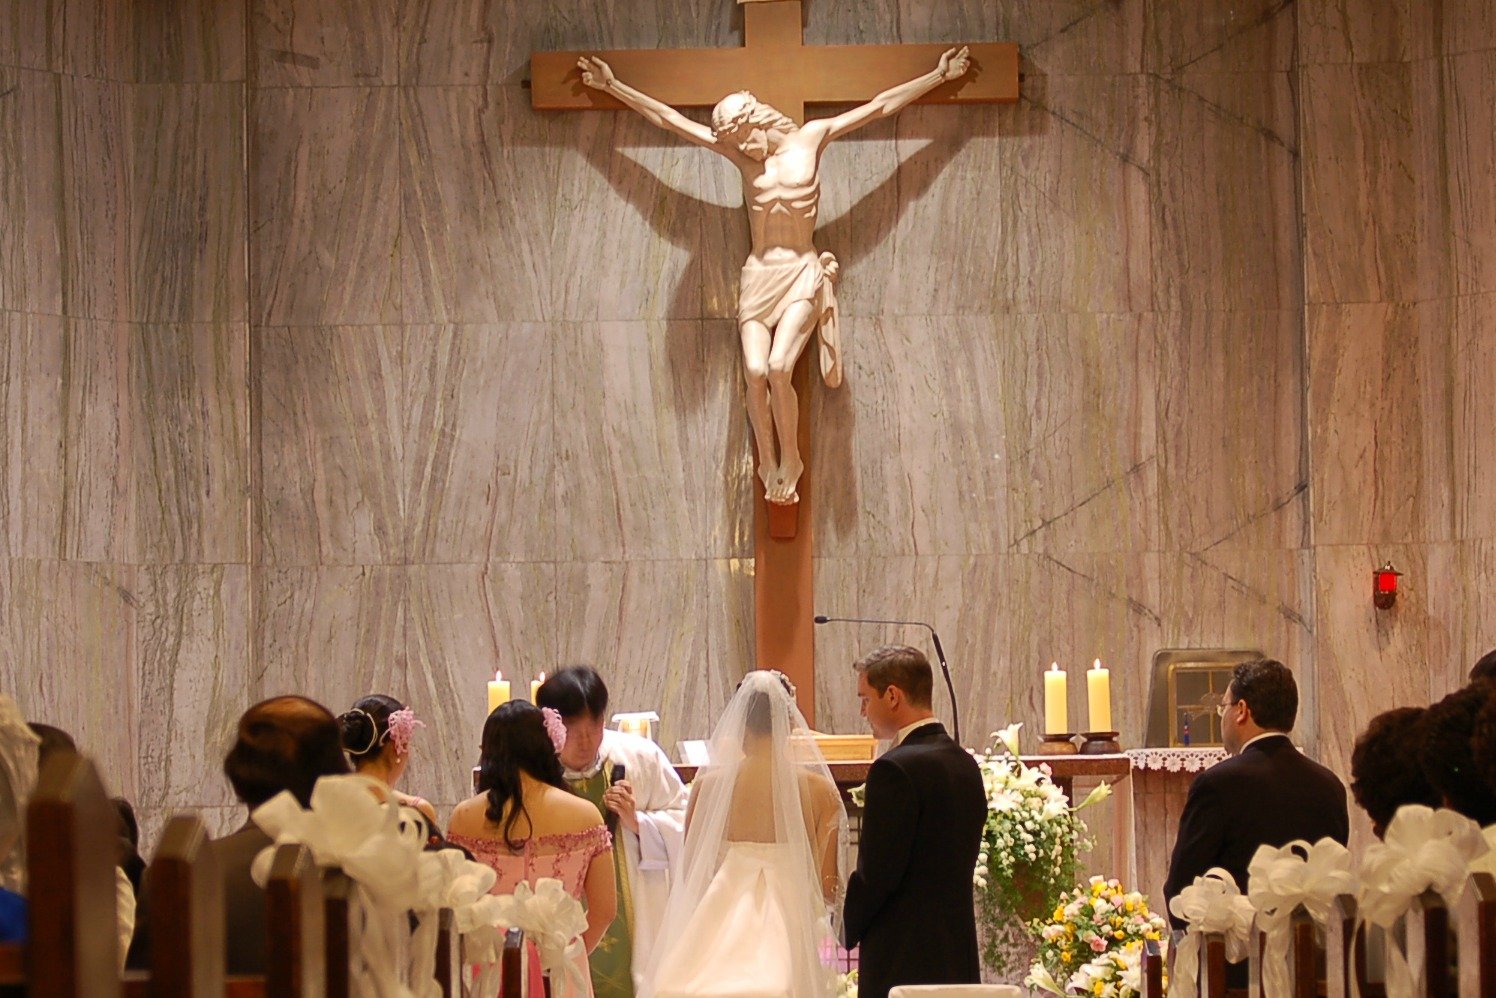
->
[813,614,960,744]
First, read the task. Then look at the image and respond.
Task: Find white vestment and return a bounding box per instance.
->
[568,729,688,992]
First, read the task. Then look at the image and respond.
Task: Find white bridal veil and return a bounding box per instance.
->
[645,670,849,997]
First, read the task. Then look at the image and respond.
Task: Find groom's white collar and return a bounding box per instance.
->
[893,717,941,746]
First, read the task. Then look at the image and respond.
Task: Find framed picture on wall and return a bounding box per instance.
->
[1145,649,1264,747]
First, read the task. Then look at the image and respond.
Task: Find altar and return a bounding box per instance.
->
[1126,746,1228,908]
[674,754,1136,889]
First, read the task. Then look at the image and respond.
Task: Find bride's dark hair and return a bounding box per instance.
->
[477,701,568,849]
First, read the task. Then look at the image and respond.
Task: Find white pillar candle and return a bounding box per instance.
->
[1087,658,1112,732]
[487,670,511,715]
[1044,662,1068,734]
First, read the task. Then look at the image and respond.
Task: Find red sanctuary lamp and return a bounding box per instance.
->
[1373,562,1401,610]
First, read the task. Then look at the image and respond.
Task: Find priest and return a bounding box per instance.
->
[537,666,688,998]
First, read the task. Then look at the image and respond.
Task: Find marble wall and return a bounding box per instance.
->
[1299,0,1496,849]
[1,0,1492,850]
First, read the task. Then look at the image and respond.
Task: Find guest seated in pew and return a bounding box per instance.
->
[1420,680,1496,825]
[112,797,146,897]
[1470,685,1496,814]
[1351,706,1442,839]
[26,720,139,965]
[1163,659,1349,985]
[339,694,440,827]
[447,701,617,995]
[128,694,352,973]
[0,696,40,943]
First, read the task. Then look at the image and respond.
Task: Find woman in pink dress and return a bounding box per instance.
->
[448,701,617,996]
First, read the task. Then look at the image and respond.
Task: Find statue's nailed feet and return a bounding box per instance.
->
[765,456,803,505]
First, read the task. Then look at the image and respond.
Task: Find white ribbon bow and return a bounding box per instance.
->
[491,878,591,996]
[1464,825,1496,876]
[1356,804,1489,998]
[1247,839,1355,998]
[1168,868,1255,998]
[253,775,434,997]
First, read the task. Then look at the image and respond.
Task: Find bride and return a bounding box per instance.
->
[645,670,848,998]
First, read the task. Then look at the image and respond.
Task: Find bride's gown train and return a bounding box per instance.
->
[652,843,815,998]
[644,672,847,998]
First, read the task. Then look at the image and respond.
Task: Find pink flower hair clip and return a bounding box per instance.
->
[385,707,426,758]
[541,706,568,755]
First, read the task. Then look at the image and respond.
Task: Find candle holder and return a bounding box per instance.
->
[1080,731,1120,755]
[1039,733,1080,755]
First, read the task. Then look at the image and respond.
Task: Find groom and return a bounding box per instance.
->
[843,646,987,998]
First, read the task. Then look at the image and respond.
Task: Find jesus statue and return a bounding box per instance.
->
[578,46,971,505]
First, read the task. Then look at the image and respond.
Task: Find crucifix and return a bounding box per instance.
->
[532,0,1017,726]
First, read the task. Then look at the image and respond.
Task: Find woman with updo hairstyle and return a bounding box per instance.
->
[1416,680,1496,825]
[1350,706,1441,838]
[446,700,617,969]
[338,694,438,827]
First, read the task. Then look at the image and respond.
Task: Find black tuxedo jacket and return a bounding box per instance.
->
[843,722,988,998]
[1163,734,1349,929]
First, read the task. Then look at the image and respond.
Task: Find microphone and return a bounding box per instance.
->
[813,614,959,744]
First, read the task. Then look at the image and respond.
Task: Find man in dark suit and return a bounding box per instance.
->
[843,645,988,998]
[1163,659,1349,981]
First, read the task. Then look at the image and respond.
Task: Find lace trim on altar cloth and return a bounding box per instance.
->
[1125,747,1228,772]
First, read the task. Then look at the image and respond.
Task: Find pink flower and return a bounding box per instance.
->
[1089,935,1107,953]
[540,707,568,754]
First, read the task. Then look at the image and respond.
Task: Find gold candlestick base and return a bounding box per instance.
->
[1080,731,1120,754]
[1039,733,1079,755]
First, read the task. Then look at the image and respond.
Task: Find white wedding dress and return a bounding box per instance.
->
[645,672,847,998]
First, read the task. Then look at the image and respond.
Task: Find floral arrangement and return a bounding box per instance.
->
[835,969,858,998]
[1025,876,1167,998]
[974,724,1109,977]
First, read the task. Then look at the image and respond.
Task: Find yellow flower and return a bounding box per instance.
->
[1115,930,1126,939]
[1061,950,1072,962]
[1093,983,1106,996]
[1145,930,1160,941]
[1054,906,1066,921]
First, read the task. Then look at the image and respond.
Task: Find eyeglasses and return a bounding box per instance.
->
[1216,698,1235,719]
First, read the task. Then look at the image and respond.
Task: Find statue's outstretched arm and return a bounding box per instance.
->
[812,46,970,144]
[577,56,722,151]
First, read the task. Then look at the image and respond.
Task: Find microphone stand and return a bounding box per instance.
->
[813,614,960,745]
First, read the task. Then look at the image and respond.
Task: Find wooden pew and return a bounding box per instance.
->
[221,843,327,998]
[143,813,225,997]
[1325,894,1365,998]
[435,908,461,997]
[26,750,121,997]
[267,842,326,997]
[0,943,20,988]
[1199,932,1228,998]
[501,926,525,996]
[323,870,353,998]
[1403,889,1451,998]
[1140,937,1165,998]
[1456,871,1496,997]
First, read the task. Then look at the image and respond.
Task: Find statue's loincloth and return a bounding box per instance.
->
[737,252,842,388]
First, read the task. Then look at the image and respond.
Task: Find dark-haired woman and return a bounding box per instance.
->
[339,694,438,827]
[447,701,617,997]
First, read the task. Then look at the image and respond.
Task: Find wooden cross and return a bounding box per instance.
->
[532,0,1017,727]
